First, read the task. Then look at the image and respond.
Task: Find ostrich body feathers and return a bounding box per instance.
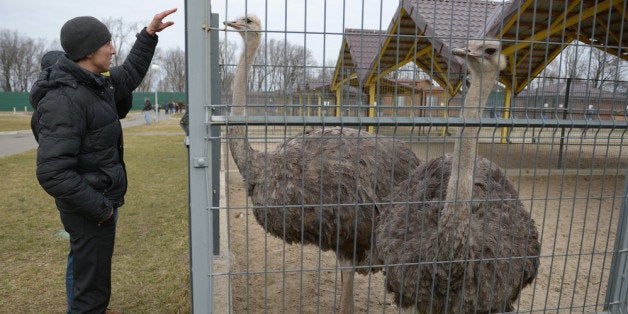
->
[246,126,420,272]
[375,155,540,312]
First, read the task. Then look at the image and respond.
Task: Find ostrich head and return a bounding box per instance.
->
[452,39,507,75]
[224,15,262,40]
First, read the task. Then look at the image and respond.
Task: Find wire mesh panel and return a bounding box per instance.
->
[187,0,628,312]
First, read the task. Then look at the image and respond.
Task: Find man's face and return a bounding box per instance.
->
[87,41,116,73]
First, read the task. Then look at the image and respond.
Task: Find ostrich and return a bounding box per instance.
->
[224,15,421,313]
[374,40,541,313]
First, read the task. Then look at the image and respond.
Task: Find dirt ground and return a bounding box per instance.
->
[220,131,625,313]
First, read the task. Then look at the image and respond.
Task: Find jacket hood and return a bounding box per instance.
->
[29,55,104,110]
[41,51,64,69]
[30,56,75,109]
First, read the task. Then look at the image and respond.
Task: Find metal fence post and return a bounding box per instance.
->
[209,13,222,257]
[187,1,213,312]
[606,167,628,313]
[556,77,571,169]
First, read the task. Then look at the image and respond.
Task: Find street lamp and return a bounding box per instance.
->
[151,64,162,122]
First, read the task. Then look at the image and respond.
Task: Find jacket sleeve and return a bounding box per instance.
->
[34,93,112,222]
[109,27,158,114]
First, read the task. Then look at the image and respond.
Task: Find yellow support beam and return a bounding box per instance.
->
[367,45,427,86]
[502,0,612,56]
[307,93,311,116]
[595,16,620,44]
[332,74,356,93]
[365,12,401,85]
[514,48,533,68]
[613,0,627,16]
[401,40,419,66]
[501,88,512,144]
[335,88,341,117]
[366,58,411,86]
[368,45,450,92]
[497,0,535,38]
[368,84,376,133]
[514,42,570,93]
[331,42,349,91]
[317,93,322,117]
[400,43,431,71]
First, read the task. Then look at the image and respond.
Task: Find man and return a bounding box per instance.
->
[32,49,135,314]
[30,8,176,313]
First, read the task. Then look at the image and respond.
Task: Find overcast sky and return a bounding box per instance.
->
[2,0,398,65]
[3,0,186,50]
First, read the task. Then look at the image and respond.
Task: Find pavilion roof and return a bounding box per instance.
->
[332,0,627,96]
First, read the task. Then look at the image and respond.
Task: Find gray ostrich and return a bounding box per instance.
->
[224,16,421,313]
[374,40,541,313]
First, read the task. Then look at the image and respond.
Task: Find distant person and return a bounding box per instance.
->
[143,98,153,125]
[180,105,189,148]
[29,8,177,313]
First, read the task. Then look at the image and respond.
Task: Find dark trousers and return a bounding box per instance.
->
[59,207,118,314]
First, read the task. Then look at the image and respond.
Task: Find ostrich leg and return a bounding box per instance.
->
[339,258,355,314]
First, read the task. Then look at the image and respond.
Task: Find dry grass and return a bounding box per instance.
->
[0,113,31,132]
[0,117,191,313]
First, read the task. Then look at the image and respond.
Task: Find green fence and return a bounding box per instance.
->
[0,92,186,112]
[0,92,31,112]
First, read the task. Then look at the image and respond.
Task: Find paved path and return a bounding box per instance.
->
[0,114,146,157]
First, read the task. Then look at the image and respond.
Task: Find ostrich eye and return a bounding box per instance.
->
[485,48,497,55]
[245,18,252,24]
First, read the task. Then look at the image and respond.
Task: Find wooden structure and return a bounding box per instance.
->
[331,0,627,139]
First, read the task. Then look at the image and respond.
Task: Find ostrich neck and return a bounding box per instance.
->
[441,69,497,254]
[228,36,263,184]
[232,37,260,114]
[446,70,496,204]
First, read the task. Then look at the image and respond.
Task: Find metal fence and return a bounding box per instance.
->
[187,0,627,312]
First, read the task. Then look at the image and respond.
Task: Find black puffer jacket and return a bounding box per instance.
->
[30,28,157,222]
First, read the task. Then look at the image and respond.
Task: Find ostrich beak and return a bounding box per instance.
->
[223,20,243,30]
[452,47,483,59]
[452,47,468,57]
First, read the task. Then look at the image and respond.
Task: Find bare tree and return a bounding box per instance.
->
[313,59,336,84]
[282,41,316,93]
[0,30,20,91]
[248,38,316,93]
[102,18,187,94]
[158,47,185,92]
[386,62,431,81]
[220,38,238,97]
[539,41,626,91]
[0,29,45,92]
[251,39,277,92]
[582,45,625,92]
[101,17,141,66]
[13,38,45,91]
[136,48,162,92]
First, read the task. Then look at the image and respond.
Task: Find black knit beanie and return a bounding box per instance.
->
[60,16,112,61]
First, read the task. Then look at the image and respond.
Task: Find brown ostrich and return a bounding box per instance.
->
[224,15,421,313]
[374,40,541,313]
